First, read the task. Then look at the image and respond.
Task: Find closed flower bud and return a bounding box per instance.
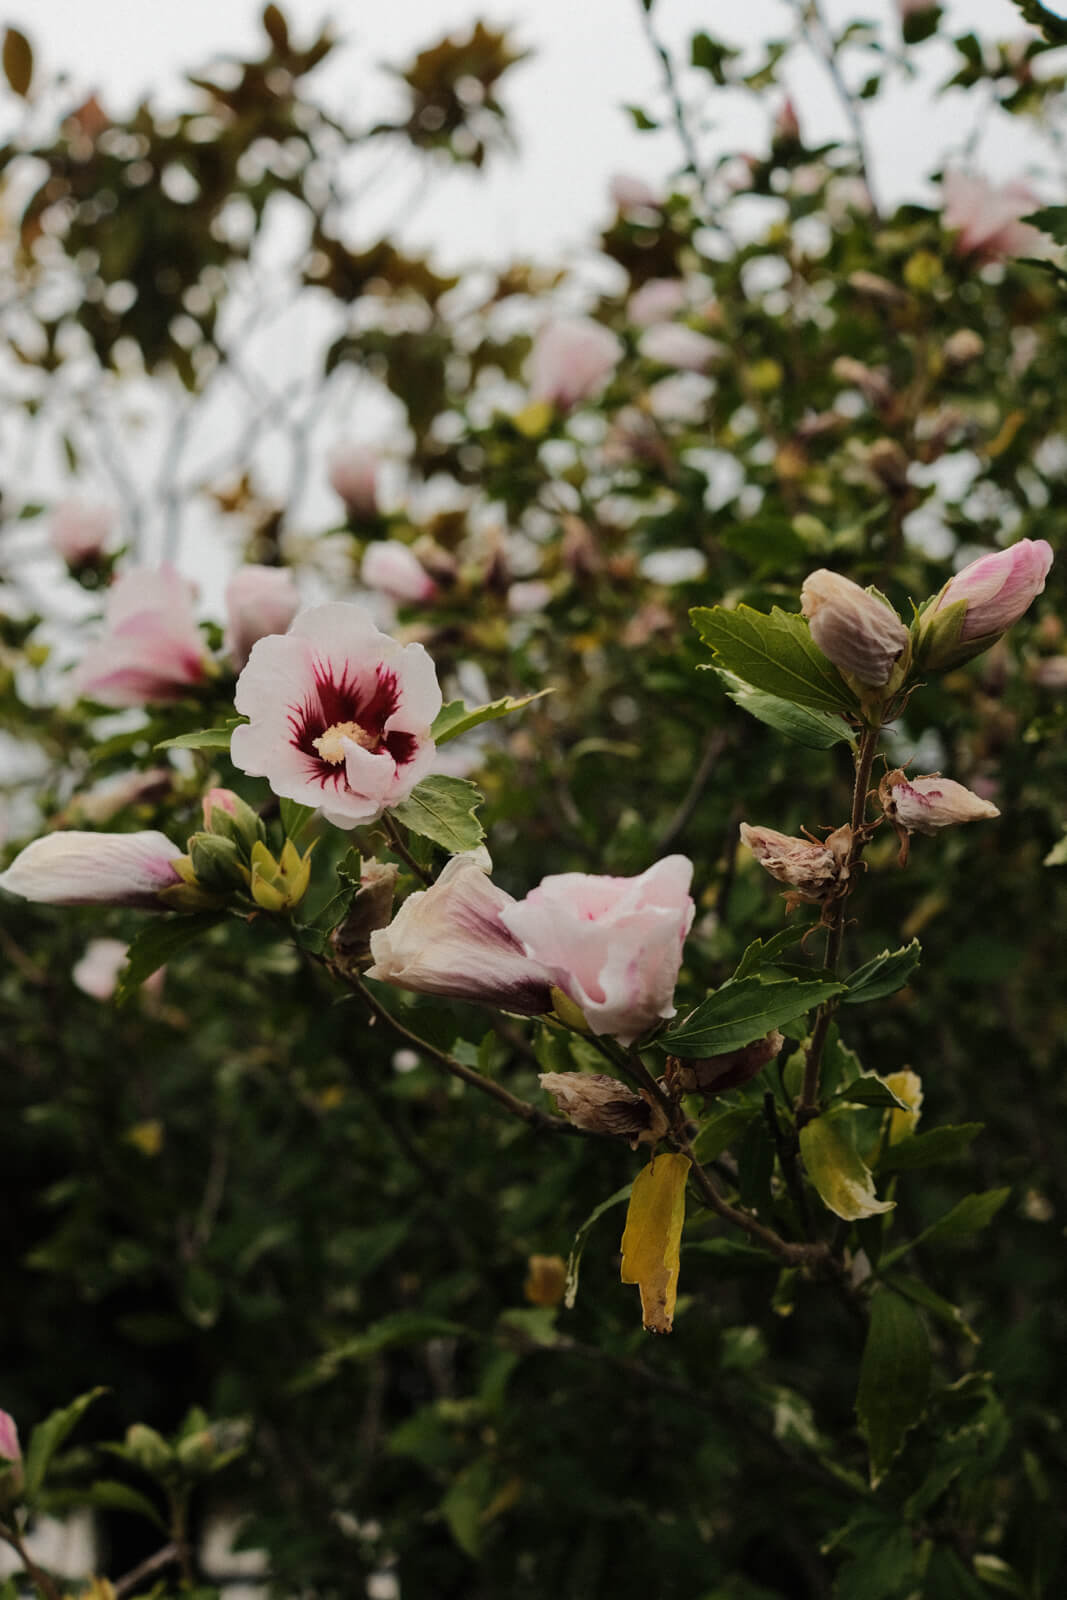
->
[0,830,183,908]
[249,838,314,913]
[666,1030,784,1096]
[0,1411,20,1466]
[524,1254,568,1308]
[739,824,839,897]
[224,565,300,671]
[201,788,264,850]
[0,1410,22,1505]
[50,500,115,568]
[942,328,985,368]
[847,271,910,307]
[917,540,1054,670]
[881,770,1000,836]
[800,569,910,689]
[361,541,438,605]
[528,319,622,411]
[330,860,399,973]
[538,1072,669,1147]
[328,444,380,519]
[188,832,250,893]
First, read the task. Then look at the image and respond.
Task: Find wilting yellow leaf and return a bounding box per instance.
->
[884,1069,922,1144]
[125,1119,164,1157]
[620,1153,690,1333]
[800,1115,894,1222]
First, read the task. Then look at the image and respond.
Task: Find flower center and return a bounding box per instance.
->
[312,720,378,764]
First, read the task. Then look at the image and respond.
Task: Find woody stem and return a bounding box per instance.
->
[797,721,881,1123]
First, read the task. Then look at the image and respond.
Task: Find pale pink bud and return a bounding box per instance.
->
[774,98,800,142]
[361,541,438,606]
[0,1412,20,1466]
[739,824,838,895]
[1033,655,1067,691]
[933,540,1053,642]
[610,173,660,211]
[499,856,694,1047]
[942,171,1045,261]
[638,323,721,372]
[67,768,172,825]
[328,444,380,518]
[528,319,622,411]
[942,328,985,368]
[800,569,909,687]
[366,854,555,1015]
[50,500,115,566]
[72,937,129,1000]
[201,788,238,828]
[224,565,300,670]
[0,830,182,908]
[507,579,552,615]
[885,774,1000,835]
[72,566,208,707]
[626,278,688,327]
[538,1072,668,1146]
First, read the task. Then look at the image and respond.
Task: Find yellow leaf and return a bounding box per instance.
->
[513,399,554,437]
[884,1069,923,1144]
[620,1153,690,1333]
[800,1115,894,1222]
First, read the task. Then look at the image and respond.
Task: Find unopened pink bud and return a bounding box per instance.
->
[883,773,1000,836]
[0,1411,20,1466]
[528,319,621,411]
[328,444,380,519]
[361,541,438,606]
[934,540,1053,642]
[224,565,300,671]
[942,171,1045,261]
[50,501,115,567]
[201,788,239,828]
[800,569,909,688]
[0,830,183,908]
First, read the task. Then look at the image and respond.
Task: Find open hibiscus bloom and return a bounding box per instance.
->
[230,604,441,828]
[72,566,209,706]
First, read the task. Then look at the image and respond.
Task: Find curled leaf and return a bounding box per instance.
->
[620,1153,691,1333]
[799,1114,894,1222]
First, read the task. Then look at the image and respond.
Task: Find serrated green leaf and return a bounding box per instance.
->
[715,670,855,749]
[391,776,485,853]
[799,1114,895,1221]
[1010,0,1067,45]
[857,1287,931,1487]
[563,1183,632,1310]
[844,939,921,1005]
[431,689,552,746]
[116,913,225,1005]
[155,726,235,752]
[832,1075,911,1110]
[691,604,859,714]
[24,1388,106,1500]
[882,1189,1011,1266]
[879,1122,983,1173]
[732,926,805,980]
[661,977,843,1057]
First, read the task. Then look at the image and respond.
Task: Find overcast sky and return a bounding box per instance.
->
[5,0,1061,268]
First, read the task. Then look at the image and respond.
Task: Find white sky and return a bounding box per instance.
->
[5,0,1064,269]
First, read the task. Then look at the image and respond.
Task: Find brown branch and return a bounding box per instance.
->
[114,1541,181,1599]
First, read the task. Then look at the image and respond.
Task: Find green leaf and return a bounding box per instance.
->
[295,1312,470,1389]
[880,1272,978,1342]
[155,726,236,752]
[799,1114,894,1221]
[1024,205,1067,244]
[879,1122,983,1173]
[732,926,805,980]
[46,1478,167,1530]
[431,689,551,746]
[2,27,33,97]
[1044,831,1067,866]
[391,776,485,853]
[691,1104,760,1164]
[563,1183,632,1310]
[715,670,854,749]
[832,1075,911,1111]
[843,939,921,1005]
[624,103,659,130]
[883,1189,1011,1265]
[856,1287,931,1487]
[690,31,738,84]
[661,977,843,1058]
[1010,0,1067,45]
[690,604,859,715]
[24,1388,106,1500]
[116,913,225,1005]
[280,797,316,842]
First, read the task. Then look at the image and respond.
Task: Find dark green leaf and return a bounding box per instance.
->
[715,670,855,748]
[691,1104,760,1164]
[155,726,235,752]
[1009,0,1067,45]
[51,1478,167,1530]
[391,776,485,853]
[844,939,921,1005]
[691,604,859,714]
[563,1183,632,1309]
[431,690,551,746]
[116,914,225,1005]
[880,1272,977,1342]
[883,1189,1011,1264]
[661,977,843,1057]
[856,1287,931,1487]
[732,926,805,980]
[624,103,659,130]
[879,1123,983,1173]
[24,1389,106,1500]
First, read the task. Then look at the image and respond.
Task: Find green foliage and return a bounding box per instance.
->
[662,977,844,1056]
[856,1289,931,1487]
[691,605,859,714]
[390,775,486,852]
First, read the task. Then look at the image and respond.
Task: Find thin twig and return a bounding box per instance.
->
[795,0,881,219]
[380,815,433,885]
[114,1541,181,1599]
[657,730,728,854]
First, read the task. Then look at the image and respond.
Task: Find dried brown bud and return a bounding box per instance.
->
[831,357,892,410]
[866,438,911,494]
[739,824,839,897]
[330,861,399,973]
[524,1254,567,1307]
[847,271,910,307]
[666,1030,784,1096]
[538,1072,668,1147]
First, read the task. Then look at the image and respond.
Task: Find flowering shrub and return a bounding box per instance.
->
[1,4,1067,1597]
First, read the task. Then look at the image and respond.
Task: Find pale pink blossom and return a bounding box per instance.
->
[942,172,1045,261]
[507,580,552,615]
[72,938,129,1000]
[230,603,441,829]
[639,323,722,372]
[361,541,438,605]
[72,566,208,706]
[366,853,555,1014]
[500,856,695,1046]
[647,373,713,423]
[885,774,1000,835]
[801,569,909,687]
[225,565,300,670]
[0,830,182,908]
[66,768,172,825]
[1033,656,1067,691]
[528,319,622,411]
[933,540,1053,641]
[328,444,380,519]
[610,173,660,211]
[626,278,688,327]
[774,98,800,142]
[202,787,239,827]
[0,1411,19,1464]
[50,500,115,566]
